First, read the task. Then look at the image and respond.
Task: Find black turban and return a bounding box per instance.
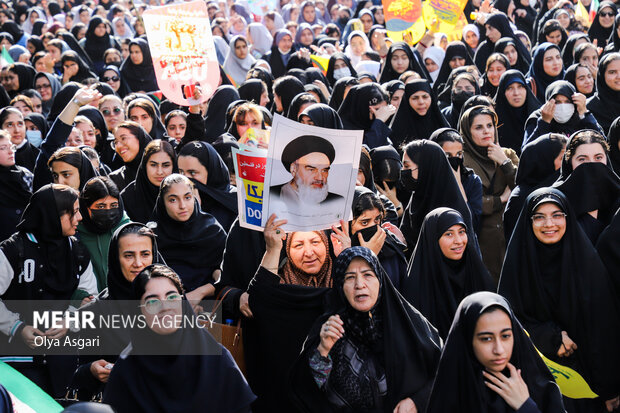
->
[281,135,336,171]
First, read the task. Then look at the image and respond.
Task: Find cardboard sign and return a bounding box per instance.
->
[142,0,219,106]
[233,146,268,231]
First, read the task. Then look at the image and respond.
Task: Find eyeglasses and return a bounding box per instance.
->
[600,11,615,17]
[0,144,16,152]
[139,293,182,314]
[111,134,133,149]
[102,107,122,116]
[531,212,567,227]
[101,75,120,82]
[35,83,51,91]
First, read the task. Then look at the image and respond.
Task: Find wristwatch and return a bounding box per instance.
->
[72,98,82,107]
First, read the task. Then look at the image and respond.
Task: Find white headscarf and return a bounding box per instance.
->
[112,17,135,40]
[344,30,371,67]
[248,23,273,57]
[223,35,257,85]
[423,46,446,83]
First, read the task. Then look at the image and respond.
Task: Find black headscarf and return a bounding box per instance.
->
[0,157,31,213]
[338,82,387,131]
[588,2,617,49]
[526,80,582,137]
[586,53,620,134]
[177,141,237,230]
[402,208,493,339]
[433,41,474,94]
[8,63,36,97]
[494,37,530,73]
[498,187,620,399]
[108,125,152,191]
[237,78,263,104]
[527,42,564,101]
[84,17,113,64]
[389,80,448,148]
[503,134,565,240]
[605,13,620,53]
[151,190,227,291]
[426,291,566,413]
[275,75,305,115]
[328,76,358,110]
[441,72,480,128]
[474,13,531,73]
[290,247,442,413]
[15,184,79,298]
[24,112,49,141]
[46,82,81,126]
[298,103,343,129]
[77,106,111,156]
[102,269,255,412]
[561,33,589,68]
[61,51,97,84]
[203,85,240,141]
[608,117,620,175]
[379,42,428,83]
[119,38,158,92]
[0,21,23,44]
[494,70,541,154]
[325,52,357,87]
[399,140,475,251]
[595,206,620,293]
[58,31,94,69]
[101,64,131,98]
[563,63,594,98]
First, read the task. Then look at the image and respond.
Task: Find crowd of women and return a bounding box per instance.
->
[0,0,619,411]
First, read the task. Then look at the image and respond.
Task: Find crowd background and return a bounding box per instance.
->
[0,0,619,411]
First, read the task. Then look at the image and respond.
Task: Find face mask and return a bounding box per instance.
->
[398,168,418,191]
[26,130,42,147]
[90,208,122,232]
[451,90,474,107]
[338,16,349,26]
[448,156,463,172]
[553,103,574,123]
[333,67,352,80]
[351,225,379,246]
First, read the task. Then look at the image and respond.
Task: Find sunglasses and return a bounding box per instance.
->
[101,75,120,82]
[102,107,122,116]
[600,11,615,17]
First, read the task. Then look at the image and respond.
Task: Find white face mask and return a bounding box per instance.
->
[553,103,575,123]
[333,67,352,80]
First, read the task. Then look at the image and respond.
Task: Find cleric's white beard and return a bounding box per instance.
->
[296,175,328,205]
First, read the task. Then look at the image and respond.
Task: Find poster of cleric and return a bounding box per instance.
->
[262,115,363,232]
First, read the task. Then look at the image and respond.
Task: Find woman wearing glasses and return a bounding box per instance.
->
[99,65,130,98]
[98,95,125,135]
[103,264,255,412]
[498,188,620,413]
[107,121,152,191]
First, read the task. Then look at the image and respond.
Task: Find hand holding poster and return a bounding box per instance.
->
[261,114,363,232]
[142,0,219,106]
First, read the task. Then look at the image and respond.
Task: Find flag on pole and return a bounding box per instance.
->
[0,362,63,412]
[1,45,14,68]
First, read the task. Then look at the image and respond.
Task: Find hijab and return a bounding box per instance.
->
[8,63,36,97]
[338,82,387,131]
[325,53,357,87]
[248,23,273,57]
[238,78,264,104]
[494,70,541,154]
[399,140,476,251]
[61,51,97,83]
[290,247,442,413]
[151,189,227,291]
[494,37,530,73]
[426,291,566,413]
[294,23,314,49]
[203,85,240,141]
[223,35,256,85]
[474,13,531,72]
[588,2,617,49]
[595,206,620,291]
[379,42,427,83]
[109,124,152,191]
[432,41,474,93]
[498,188,620,398]
[344,30,370,67]
[527,80,582,136]
[585,53,620,134]
[119,38,158,92]
[527,42,565,104]
[402,208,493,339]
[177,141,237,229]
[561,33,589,68]
[459,106,502,188]
[442,72,480,128]
[298,103,343,129]
[274,75,305,115]
[33,72,61,117]
[84,16,112,66]
[281,231,332,287]
[608,117,620,175]
[328,76,358,110]
[46,82,81,126]
[423,46,445,83]
[563,63,594,98]
[390,80,449,148]
[0,150,32,212]
[16,184,79,297]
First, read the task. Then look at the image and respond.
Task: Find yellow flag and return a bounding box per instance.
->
[575,0,590,27]
[382,0,426,45]
[310,54,330,73]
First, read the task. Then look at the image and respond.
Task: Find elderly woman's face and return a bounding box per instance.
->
[288,231,327,274]
[342,257,380,312]
[140,277,183,335]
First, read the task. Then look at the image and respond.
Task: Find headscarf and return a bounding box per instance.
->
[274,75,305,115]
[203,85,240,141]
[238,78,264,104]
[390,80,449,147]
[526,80,583,137]
[398,140,476,251]
[108,124,152,191]
[84,16,113,69]
[338,82,387,131]
[441,73,480,128]
[588,2,617,49]
[0,22,24,45]
[474,13,531,72]
[344,30,370,67]
[15,184,79,298]
[8,63,36,97]
[112,17,134,40]
[608,117,620,175]
[281,231,332,287]
[298,103,343,129]
[432,41,474,93]
[605,13,620,53]
[119,38,158,92]
[223,35,256,85]
[177,141,237,229]
[527,42,564,101]
[22,7,47,34]
[325,52,357,87]
[61,51,97,83]
[290,247,442,413]
[328,76,358,110]
[586,53,620,134]
[563,63,594,98]
[462,24,480,55]
[151,189,227,292]
[493,70,541,154]
[248,23,273,57]
[459,106,502,188]
[494,37,530,73]
[402,208,493,338]
[498,187,620,399]
[423,46,445,83]
[298,1,322,24]
[32,72,61,117]
[561,33,589,68]
[596,206,620,292]
[379,42,428,83]
[426,291,566,413]
[0,152,31,215]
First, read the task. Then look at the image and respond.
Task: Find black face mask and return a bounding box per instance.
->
[90,208,122,232]
[351,224,379,246]
[448,156,463,172]
[451,90,474,107]
[338,16,349,26]
[398,168,418,191]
